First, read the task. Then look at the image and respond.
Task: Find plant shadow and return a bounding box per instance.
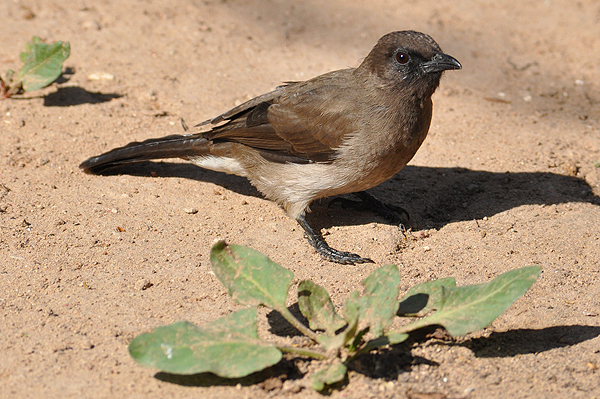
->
[343,324,600,382]
[151,324,599,389]
[154,357,303,389]
[463,325,600,358]
[55,67,75,84]
[266,303,309,338]
[349,346,439,381]
[44,86,122,106]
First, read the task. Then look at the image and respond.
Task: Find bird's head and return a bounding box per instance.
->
[359,31,461,97]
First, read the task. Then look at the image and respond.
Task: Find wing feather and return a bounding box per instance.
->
[200,69,361,163]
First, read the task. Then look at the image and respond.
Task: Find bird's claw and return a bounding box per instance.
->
[316,245,374,265]
[297,214,374,265]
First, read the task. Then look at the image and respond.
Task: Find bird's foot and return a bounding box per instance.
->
[297,215,374,265]
[329,191,410,227]
[314,243,374,265]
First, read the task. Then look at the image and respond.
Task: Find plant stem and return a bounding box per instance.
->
[277,345,328,360]
[345,337,387,363]
[2,81,22,99]
[276,306,321,342]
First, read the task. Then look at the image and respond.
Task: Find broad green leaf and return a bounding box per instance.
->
[403,266,541,336]
[210,241,294,310]
[318,292,360,351]
[128,308,282,377]
[397,277,457,316]
[386,330,410,345]
[311,361,347,392]
[342,291,360,324]
[317,322,359,352]
[298,280,346,336]
[358,264,401,337]
[16,37,70,92]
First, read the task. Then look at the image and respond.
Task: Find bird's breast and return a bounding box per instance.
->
[331,98,432,192]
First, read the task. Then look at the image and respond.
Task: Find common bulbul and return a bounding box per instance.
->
[80,31,461,264]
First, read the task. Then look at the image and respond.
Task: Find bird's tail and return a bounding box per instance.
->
[79,134,208,174]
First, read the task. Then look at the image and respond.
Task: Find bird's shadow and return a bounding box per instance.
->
[89,161,600,230]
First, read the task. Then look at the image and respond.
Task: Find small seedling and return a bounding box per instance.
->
[129,242,540,393]
[1,36,70,99]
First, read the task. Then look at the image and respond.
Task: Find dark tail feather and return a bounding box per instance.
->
[79,134,208,174]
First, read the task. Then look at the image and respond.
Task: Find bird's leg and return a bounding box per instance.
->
[329,191,410,227]
[297,215,374,265]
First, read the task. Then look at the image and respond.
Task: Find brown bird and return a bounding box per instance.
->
[80,31,461,264]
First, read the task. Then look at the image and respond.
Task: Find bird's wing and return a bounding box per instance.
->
[201,69,361,163]
[196,87,285,126]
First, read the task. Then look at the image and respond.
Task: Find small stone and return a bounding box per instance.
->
[88,72,114,81]
[82,20,101,30]
[136,279,153,291]
[22,8,36,19]
[259,377,283,391]
[184,207,199,214]
[562,160,579,176]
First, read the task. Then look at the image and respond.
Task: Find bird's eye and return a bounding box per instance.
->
[395,52,409,65]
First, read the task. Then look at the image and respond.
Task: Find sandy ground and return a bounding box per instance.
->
[1,0,600,398]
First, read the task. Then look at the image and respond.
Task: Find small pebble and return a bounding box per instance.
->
[184,207,198,214]
[88,72,114,80]
[82,20,101,30]
[136,279,153,291]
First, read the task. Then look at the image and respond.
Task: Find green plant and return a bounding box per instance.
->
[129,242,540,393]
[1,36,70,99]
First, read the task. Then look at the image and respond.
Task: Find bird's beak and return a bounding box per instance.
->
[421,53,462,74]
